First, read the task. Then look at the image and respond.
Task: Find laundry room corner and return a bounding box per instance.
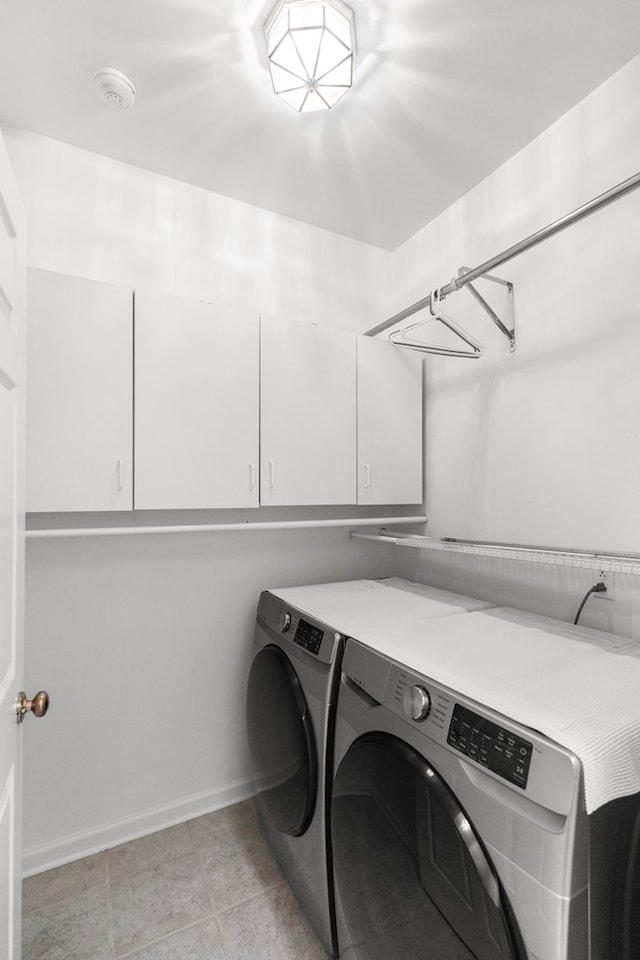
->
[388,53,640,642]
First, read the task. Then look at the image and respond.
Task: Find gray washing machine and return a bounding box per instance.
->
[331,635,640,960]
[246,579,495,957]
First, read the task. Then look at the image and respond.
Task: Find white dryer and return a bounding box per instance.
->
[246,578,493,956]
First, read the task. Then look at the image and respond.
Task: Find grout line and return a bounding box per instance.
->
[213,877,287,919]
[21,875,110,915]
[112,913,218,960]
[106,869,116,960]
[213,911,232,960]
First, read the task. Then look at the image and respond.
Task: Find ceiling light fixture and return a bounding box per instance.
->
[264,0,356,113]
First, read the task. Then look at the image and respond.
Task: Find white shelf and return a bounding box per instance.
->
[351,532,640,576]
[26,515,427,540]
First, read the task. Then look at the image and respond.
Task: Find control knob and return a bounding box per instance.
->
[403,685,431,722]
[279,611,292,633]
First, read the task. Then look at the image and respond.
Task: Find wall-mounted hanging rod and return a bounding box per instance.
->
[26,514,427,540]
[349,531,640,576]
[366,168,640,339]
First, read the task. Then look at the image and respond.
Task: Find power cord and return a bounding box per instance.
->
[573,582,607,625]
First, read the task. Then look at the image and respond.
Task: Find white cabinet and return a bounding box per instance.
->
[26,268,133,512]
[26,272,422,514]
[134,290,259,510]
[260,317,357,505]
[357,336,423,504]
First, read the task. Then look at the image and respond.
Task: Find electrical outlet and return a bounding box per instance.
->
[594,569,615,601]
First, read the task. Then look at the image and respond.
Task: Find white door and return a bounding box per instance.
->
[0,131,27,960]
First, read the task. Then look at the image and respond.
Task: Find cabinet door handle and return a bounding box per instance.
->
[363,464,371,489]
[268,460,275,488]
[117,459,125,491]
[249,463,255,490]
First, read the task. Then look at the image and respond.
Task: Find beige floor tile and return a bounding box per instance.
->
[108,822,195,880]
[23,851,109,913]
[217,883,330,960]
[197,829,282,913]
[188,800,260,849]
[22,883,111,960]
[21,801,330,960]
[115,916,226,959]
[109,850,213,956]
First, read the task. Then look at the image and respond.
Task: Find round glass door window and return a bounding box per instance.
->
[332,733,523,959]
[246,644,317,836]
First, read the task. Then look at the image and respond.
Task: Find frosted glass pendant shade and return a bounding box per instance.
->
[264,0,356,112]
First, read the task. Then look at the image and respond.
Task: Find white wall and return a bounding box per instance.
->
[2,128,396,873]
[390,55,640,638]
[4,128,391,331]
[24,529,392,872]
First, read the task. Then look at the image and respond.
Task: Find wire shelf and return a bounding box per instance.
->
[350,532,640,576]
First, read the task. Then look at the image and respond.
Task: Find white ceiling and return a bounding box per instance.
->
[1,0,639,250]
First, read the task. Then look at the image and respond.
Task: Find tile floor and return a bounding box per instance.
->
[22,800,331,960]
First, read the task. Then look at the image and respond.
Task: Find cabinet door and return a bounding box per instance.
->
[357,336,423,505]
[134,290,259,510]
[26,268,133,512]
[261,318,356,505]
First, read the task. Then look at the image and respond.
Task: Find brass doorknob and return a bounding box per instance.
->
[16,690,50,724]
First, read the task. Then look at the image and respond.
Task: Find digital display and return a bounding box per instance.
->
[447,703,532,789]
[294,618,324,656]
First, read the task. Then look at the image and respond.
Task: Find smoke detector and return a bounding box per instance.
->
[93,68,136,109]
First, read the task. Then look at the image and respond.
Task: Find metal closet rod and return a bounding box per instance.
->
[366,169,640,338]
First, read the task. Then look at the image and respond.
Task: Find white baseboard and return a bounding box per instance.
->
[22,776,256,878]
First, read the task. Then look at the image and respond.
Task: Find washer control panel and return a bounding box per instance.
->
[447,703,532,789]
[293,618,324,656]
[403,684,431,722]
[344,639,580,814]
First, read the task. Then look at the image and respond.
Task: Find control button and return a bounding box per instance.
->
[280,611,292,633]
[403,685,431,722]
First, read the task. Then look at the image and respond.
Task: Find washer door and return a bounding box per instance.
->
[332,733,523,960]
[246,644,317,837]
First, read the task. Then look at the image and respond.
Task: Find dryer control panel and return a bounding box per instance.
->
[256,591,343,666]
[294,618,324,656]
[447,703,532,789]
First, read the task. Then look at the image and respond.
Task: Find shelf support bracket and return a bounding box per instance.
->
[458,266,515,352]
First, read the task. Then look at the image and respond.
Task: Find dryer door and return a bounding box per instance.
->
[246,644,317,837]
[332,733,523,960]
